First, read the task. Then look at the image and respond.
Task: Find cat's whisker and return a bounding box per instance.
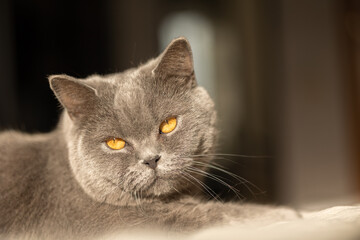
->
[185,171,223,202]
[179,171,222,202]
[212,157,245,166]
[184,154,258,168]
[192,161,247,184]
[177,174,205,197]
[182,157,248,200]
[184,167,245,200]
[187,165,233,183]
[134,191,139,206]
[171,186,181,195]
[191,160,262,197]
[133,191,146,215]
[187,153,272,159]
[202,162,261,193]
[139,190,147,216]
[118,189,125,202]
[190,156,247,167]
[177,172,204,194]
[193,159,230,169]
[140,189,144,202]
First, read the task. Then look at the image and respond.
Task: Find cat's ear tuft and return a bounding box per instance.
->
[153,37,196,87]
[49,74,98,120]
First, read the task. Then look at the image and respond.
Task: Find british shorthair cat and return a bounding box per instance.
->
[0,37,299,239]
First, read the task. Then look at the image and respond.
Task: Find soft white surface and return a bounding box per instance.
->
[191,206,360,240]
[104,206,360,240]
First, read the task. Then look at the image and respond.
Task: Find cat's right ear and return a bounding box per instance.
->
[153,37,196,88]
[49,74,98,121]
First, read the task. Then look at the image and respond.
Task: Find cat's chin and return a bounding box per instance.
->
[143,177,177,197]
[98,182,179,206]
[95,175,180,206]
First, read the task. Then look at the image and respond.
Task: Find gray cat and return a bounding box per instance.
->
[0,37,299,239]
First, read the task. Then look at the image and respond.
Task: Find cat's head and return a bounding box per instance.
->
[49,37,217,205]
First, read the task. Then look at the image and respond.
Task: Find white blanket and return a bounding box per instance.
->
[191,206,360,240]
[105,206,360,240]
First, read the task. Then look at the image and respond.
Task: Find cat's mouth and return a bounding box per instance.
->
[119,162,189,197]
[128,171,182,197]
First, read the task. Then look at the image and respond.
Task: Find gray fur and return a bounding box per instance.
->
[0,38,299,239]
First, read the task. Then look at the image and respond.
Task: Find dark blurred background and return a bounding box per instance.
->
[0,0,359,209]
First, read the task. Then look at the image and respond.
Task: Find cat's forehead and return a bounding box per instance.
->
[97,69,164,137]
[112,70,152,106]
[86,66,191,138]
[87,68,150,101]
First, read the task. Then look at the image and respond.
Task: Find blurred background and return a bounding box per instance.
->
[0,0,359,210]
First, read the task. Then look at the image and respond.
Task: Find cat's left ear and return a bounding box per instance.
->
[153,37,196,88]
[49,74,98,121]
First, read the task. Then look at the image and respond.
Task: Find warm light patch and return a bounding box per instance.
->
[160,117,177,134]
[106,138,126,150]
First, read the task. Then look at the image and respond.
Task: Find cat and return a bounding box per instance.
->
[0,37,300,239]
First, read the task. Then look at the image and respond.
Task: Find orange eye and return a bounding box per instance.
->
[159,117,177,134]
[106,138,126,150]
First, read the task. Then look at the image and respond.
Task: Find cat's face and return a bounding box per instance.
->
[50,38,217,205]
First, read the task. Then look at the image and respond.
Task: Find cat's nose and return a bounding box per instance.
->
[142,155,161,170]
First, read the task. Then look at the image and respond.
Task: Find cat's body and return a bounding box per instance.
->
[0,38,299,239]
